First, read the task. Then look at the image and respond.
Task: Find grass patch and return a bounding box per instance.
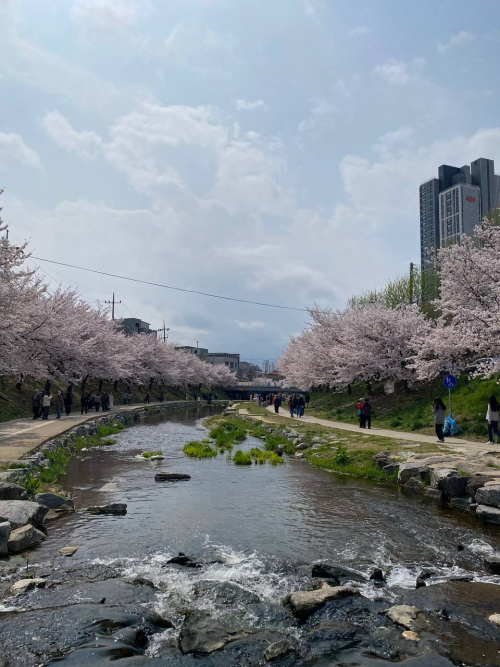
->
[183,441,217,458]
[141,450,163,458]
[97,423,124,438]
[209,422,246,450]
[233,450,252,465]
[248,448,284,466]
[264,433,296,456]
[306,445,399,483]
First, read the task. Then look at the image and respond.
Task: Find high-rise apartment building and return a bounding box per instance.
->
[420,158,500,267]
[263,360,275,374]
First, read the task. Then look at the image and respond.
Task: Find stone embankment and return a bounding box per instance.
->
[0,401,217,557]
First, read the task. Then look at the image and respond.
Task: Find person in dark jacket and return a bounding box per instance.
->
[80,393,88,415]
[32,390,42,419]
[288,395,296,418]
[305,393,310,407]
[274,395,282,413]
[144,392,150,405]
[296,396,305,418]
[94,393,101,411]
[64,391,73,416]
[361,398,372,429]
[54,391,64,420]
[101,392,109,411]
[432,397,446,443]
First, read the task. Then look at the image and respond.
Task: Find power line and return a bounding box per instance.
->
[29,255,308,312]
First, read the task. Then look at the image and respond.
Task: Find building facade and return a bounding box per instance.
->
[420,157,500,267]
[175,346,209,361]
[121,318,153,335]
[207,352,240,374]
[263,360,275,374]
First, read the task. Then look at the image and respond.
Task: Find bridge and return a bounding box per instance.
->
[220,385,306,400]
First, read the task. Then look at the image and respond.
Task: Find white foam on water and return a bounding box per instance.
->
[0,603,18,612]
[468,538,496,556]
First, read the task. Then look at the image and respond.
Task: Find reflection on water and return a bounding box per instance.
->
[35,405,500,588]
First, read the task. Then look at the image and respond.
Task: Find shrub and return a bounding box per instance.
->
[183,441,217,458]
[233,450,252,465]
[333,444,350,465]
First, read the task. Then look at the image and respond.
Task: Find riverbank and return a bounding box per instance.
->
[2,405,500,666]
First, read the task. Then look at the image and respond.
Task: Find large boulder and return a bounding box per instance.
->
[424,488,444,501]
[0,500,48,529]
[476,505,500,525]
[466,476,496,501]
[34,493,74,510]
[429,468,459,490]
[8,578,46,596]
[0,482,28,501]
[439,475,469,500]
[476,485,500,507]
[398,463,429,485]
[178,611,249,655]
[0,521,11,556]
[284,584,356,621]
[403,477,424,494]
[8,524,46,553]
[372,452,392,469]
[311,563,363,582]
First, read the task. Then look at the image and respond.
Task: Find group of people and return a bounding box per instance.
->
[32,390,73,420]
[432,395,500,444]
[250,392,310,418]
[81,392,114,414]
[356,398,373,429]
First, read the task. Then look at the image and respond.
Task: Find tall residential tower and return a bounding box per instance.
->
[420,157,500,267]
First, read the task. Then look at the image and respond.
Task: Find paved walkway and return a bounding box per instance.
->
[255,405,498,455]
[0,400,215,466]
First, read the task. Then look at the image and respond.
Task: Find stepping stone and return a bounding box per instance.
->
[155,473,191,482]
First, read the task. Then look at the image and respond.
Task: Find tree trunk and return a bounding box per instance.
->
[98,379,103,392]
[402,379,409,394]
[347,384,352,396]
[366,381,372,396]
[114,380,119,392]
[67,382,73,393]
[81,375,89,396]
[149,378,154,391]
[44,379,51,393]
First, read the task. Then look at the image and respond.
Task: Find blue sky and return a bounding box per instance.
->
[1,0,500,365]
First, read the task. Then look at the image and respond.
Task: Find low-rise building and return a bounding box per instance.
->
[121,318,153,335]
[175,346,209,361]
[207,352,240,374]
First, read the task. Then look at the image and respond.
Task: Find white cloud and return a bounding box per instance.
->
[0,132,41,170]
[42,111,103,159]
[71,0,150,30]
[349,26,369,37]
[232,320,265,330]
[234,99,267,111]
[438,31,474,53]
[374,59,409,85]
[298,97,338,133]
[373,126,415,158]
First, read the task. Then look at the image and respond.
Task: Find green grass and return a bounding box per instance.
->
[141,450,163,458]
[307,446,399,483]
[233,450,252,465]
[248,448,284,466]
[264,433,296,455]
[97,423,124,438]
[208,422,247,450]
[183,441,217,458]
[308,375,500,442]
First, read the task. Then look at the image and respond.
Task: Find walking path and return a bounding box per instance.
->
[0,400,216,466]
[254,405,498,455]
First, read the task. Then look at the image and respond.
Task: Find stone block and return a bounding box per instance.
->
[8,525,46,553]
[0,500,48,529]
[34,493,74,510]
[424,488,444,501]
[0,482,28,501]
[476,485,500,507]
[0,521,11,556]
[476,505,500,525]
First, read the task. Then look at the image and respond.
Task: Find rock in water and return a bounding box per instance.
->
[0,521,11,556]
[0,500,48,529]
[312,563,363,582]
[8,525,46,553]
[87,503,127,515]
[385,605,419,629]
[34,493,74,509]
[59,545,79,557]
[155,473,191,482]
[484,556,500,575]
[0,482,28,501]
[8,578,46,596]
[489,614,500,626]
[178,610,248,654]
[167,552,201,568]
[284,585,356,621]
[404,477,424,494]
[476,505,500,524]
[370,568,386,582]
[402,630,420,641]
[264,639,297,662]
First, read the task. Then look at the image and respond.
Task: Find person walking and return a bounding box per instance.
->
[288,395,296,418]
[144,392,150,405]
[305,392,310,408]
[356,398,364,428]
[361,398,372,429]
[486,396,500,445]
[296,395,305,418]
[64,390,73,416]
[109,392,114,410]
[42,391,52,420]
[123,390,128,405]
[32,390,42,420]
[128,391,132,405]
[101,392,109,412]
[94,393,101,412]
[274,395,282,414]
[54,391,64,420]
[432,397,446,443]
[80,393,88,415]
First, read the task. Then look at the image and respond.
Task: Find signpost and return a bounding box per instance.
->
[443,374,457,416]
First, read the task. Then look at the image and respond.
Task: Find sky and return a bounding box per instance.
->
[1,0,500,366]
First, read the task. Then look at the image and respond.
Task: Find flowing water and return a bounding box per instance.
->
[2,406,500,666]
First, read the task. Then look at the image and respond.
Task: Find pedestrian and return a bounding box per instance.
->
[305,392,310,408]
[144,392,150,405]
[159,391,164,403]
[432,397,446,443]
[109,392,114,410]
[42,391,52,420]
[101,392,109,411]
[356,398,364,428]
[128,391,132,405]
[486,396,500,445]
[297,395,305,418]
[123,390,128,405]
[288,395,296,418]
[80,393,88,415]
[361,398,372,429]
[54,391,64,420]
[94,393,101,412]
[64,390,73,416]
[274,395,282,414]
[32,390,42,420]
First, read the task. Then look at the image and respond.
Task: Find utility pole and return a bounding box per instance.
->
[105,292,121,321]
[162,322,170,342]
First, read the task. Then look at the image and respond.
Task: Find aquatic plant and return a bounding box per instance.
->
[183,441,217,458]
[209,422,246,449]
[141,450,163,458]
[233,450,252,465]
[248,448,284,466]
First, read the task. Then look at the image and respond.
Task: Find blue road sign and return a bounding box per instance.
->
[443,374,457,389]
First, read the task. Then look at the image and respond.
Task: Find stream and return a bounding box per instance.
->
[1,406,500,666]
